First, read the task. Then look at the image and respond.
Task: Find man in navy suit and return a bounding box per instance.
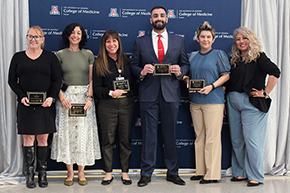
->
[130,5,190,187]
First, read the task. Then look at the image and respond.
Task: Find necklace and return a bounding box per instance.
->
[116,61,122,77]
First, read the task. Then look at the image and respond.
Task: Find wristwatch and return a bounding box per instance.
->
[86,95,93,99]
[262,91,269,98]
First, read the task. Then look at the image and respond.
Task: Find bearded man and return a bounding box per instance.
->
[130,5,190,187]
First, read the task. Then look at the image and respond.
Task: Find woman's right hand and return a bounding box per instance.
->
[112,90,127,98]
[60,98,71,110]
[59,90,71,109]
[184,77,196,93]
[21,97,30,106]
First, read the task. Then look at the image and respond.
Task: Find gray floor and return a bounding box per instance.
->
[1,169,290,193]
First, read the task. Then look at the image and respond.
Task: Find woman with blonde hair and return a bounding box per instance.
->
[185,21,231,184]
[226,27,280,186]
[8,26,62,188]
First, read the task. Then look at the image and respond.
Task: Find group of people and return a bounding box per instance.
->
[8,5,280,189]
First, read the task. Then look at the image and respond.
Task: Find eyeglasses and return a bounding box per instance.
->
[26,35,42,40]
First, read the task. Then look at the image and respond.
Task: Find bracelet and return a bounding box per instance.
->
[211,83,216,90]
[183,75,190,80]
[86,95,93,99]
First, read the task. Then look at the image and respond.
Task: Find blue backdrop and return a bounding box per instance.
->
[29,0,241,171]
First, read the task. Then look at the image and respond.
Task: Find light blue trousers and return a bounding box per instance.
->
[227,92,268,183]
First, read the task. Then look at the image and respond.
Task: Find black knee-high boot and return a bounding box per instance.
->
[37,146,48,188]
[23,146,36,188]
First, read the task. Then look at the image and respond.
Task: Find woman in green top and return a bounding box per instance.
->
[51,23,101,186]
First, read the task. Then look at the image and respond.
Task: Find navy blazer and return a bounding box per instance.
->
[130,31,190,103]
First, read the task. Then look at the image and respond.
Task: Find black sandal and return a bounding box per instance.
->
[121,177,132,185]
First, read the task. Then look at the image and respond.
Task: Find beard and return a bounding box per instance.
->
[152,20,166,31]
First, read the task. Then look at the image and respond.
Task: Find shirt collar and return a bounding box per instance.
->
[152,29,168,39]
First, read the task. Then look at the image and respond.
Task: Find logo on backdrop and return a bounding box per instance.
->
[135,118,142,127]
[167,9,176,19]
[91,30,106,39]
[85,29,89,39]
[138,31,146,37]
[49,5,60,15]
[108,8,119,17]
[192,31,233,41]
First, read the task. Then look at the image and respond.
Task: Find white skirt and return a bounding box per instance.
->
[51,85,101,166]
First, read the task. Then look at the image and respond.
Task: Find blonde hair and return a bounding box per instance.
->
[230,27,262,66]
[196,21,215,39]
[27,26,45,48]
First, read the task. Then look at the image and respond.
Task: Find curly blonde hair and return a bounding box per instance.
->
[230,27,262,66]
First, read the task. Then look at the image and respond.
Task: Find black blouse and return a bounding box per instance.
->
[93,54,131,99]
[226,52,280,95]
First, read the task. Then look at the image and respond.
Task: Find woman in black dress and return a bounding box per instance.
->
[93,30,134,185]
[8,26,61,188]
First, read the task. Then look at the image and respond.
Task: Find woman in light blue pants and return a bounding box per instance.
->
[226,27,280,187]
[227,92,268,183]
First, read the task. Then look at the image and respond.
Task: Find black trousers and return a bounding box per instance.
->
[98,97,134,172]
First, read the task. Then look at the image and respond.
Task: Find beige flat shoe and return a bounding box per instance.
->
[64,179,73,186]
[78,178,88,186]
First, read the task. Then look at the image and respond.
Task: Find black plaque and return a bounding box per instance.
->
[154,63,171,75]
[69,104,86,117]
[189,79,205,91]
[27,92,46,105]
[113,80,130,91]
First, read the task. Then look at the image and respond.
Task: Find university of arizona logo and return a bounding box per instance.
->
[108,8,119,17]
[135,118,142,127]
[85,29,89,39]
[193,31,197,41]
[167,9,176,19]
[138,31,145,37]
[49,5,60,15]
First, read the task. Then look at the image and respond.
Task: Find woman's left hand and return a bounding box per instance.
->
[84,97,92,111]
[198,85,213,95]
[42,97,53,107]
[251,88,264,97]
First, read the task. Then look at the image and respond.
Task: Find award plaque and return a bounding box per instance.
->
[27,92,46,105]
[113,80,130,91]
[189,79,205,91]
[69,104,86,117]
[154,63,171,75]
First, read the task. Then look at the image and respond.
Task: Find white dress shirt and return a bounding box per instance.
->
[152,29,168,60]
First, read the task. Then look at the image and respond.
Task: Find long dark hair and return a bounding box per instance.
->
[94,30,125,77]
[61,23,87,49]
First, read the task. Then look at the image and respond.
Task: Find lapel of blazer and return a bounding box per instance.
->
[146,31,159,63]
[163,32,171,63]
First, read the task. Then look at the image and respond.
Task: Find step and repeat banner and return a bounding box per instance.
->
[29,0,241,171]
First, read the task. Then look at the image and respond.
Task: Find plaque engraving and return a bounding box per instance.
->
[154,63,171,75]
[69,104,86,117]
[27,92,46,105]
[189,79,205,91]
[113,80,130,91]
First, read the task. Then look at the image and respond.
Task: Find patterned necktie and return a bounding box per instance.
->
[158,34,164,63]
